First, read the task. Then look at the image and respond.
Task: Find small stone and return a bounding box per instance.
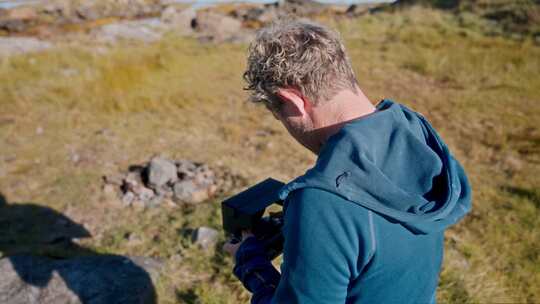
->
[155,187,173,199]
[133,186,155,202]
[176,159,197,178]
[147,196,163,208]
[147,156,178,189]
[36,126,44,135]
[125,232,143,247]
[173,180,209,204]
[71,152,80,164]
[191,227,219,250]
[122,192,135,206]
[124,171,142,191]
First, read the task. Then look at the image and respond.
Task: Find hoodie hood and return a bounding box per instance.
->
[279,99,472,234]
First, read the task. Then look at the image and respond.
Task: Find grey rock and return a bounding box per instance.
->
[76,4,100,21]
[0,255,160,304]
[194,164,215,184]
[147,196,163,208]
[173,180,209,204]
[95,19,166,43]
[161,6,178,22]
[133,186,155,202]
[124,169,144,190]
[0,6,38,33]
[191,227,219,250]
[70,152,80,164]
[125,232,143,247]
[176,159,198,178]
[147,156,178,189]
[122,191,135,206]
[0,19,26,32]
[155,187,173,199]
[193,11,243,43]
[161,6,196,35]
[238,6,277,24]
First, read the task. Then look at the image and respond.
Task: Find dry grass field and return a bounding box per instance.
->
[0,4,539,303]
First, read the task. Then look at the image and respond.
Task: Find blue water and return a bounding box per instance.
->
[0,0,39,9]
[0,0,393,9]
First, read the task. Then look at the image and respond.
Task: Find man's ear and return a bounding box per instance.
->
[276,88,312,117]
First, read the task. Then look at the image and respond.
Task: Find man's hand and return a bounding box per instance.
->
[222,230,254,258]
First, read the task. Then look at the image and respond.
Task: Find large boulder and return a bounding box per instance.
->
[147,156,178,189]
[0,255,161,304]
[172,161,217,204]
[192,11,244,43]
[191,227,219,251]
[161,6,196,35]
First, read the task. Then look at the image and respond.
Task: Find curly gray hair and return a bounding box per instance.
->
[243,19,358,110]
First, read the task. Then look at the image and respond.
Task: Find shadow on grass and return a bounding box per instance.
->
[438,269,472,303]
[176,288,199,304]
[502,186,540,210]
[0,192,157,304]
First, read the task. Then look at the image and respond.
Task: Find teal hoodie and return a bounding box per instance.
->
[233,99,472,304]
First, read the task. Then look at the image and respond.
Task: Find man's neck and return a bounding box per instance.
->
[310,88,375,154]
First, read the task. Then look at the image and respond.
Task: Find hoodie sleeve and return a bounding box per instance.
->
[233,187,375,304]
[271,187,375,304]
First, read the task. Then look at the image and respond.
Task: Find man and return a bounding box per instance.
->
[223,20,471,304]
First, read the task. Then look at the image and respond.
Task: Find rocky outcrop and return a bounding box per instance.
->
[93,18,166,43]
[160,5,196,35]
[0,6,39,33]
[192,10,246,43]
[0,255,161,304]
[0,1,164,34]
[103,156,245,208]
[0,0,374,56]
